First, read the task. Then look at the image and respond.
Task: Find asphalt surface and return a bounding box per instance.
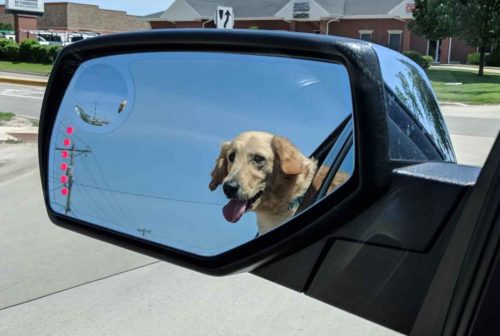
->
[441,104,499,166]
[0,83,44,119]
[0,81,499,335]
[0,148,401,336]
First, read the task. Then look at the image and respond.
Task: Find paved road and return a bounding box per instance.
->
[441,104,500,166]
[0,83,499,335]
[0,144,400,336]
[0,83,44,119]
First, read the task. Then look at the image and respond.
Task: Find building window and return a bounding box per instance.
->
[388,31,402,51]
[359,30,373,42]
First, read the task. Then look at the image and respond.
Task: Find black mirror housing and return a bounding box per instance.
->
[39,29,450,275]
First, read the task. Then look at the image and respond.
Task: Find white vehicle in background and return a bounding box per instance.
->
[36,35,51,46]
[0,30,16,42]
[64,32,100,46]
[31,31,64,46]
[28,30,100,46]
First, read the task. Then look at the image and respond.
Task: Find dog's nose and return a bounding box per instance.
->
[223,180,239,198]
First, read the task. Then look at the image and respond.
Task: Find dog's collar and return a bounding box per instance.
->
[288,195,304,210]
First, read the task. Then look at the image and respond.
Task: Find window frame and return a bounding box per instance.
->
[387,30,403,52]
[359,30,373,42]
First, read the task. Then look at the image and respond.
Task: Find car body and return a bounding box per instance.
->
[39,30,500,335]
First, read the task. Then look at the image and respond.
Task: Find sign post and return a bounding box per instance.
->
[5,0,44,42]
[215,6,234,29]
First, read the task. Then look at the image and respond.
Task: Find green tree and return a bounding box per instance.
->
[454,0,500,76]
[410,0,500,76]
[408,0,458,41]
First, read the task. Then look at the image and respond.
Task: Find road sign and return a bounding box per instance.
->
[5,0,44,14]
[293,1,310,19]
[215,6,234,29]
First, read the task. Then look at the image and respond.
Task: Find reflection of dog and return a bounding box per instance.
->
[209,131,317,235]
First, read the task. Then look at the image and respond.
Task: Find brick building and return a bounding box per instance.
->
[144,0,476,64]
[0,2,150,35]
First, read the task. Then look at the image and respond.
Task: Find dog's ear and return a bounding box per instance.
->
[271,136,304,176]
[209,141,231,191]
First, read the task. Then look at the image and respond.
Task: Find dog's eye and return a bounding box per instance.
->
[253,155,265,164]
[228,152,235,162]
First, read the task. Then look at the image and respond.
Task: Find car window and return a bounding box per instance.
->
[372,44,456,162]
[326,144,354,195]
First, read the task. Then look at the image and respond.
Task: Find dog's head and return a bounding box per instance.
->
[209,131,307,223]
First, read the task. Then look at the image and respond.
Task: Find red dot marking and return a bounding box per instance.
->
[66,126,74,135]
[63,138,71,147]
[61,150,69,158]
[60,175,68,184]
[60,163,68,171]
[61,188,68,196]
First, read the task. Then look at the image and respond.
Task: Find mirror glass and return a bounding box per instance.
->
[48,52,354,256]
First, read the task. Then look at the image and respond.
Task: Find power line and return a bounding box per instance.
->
[76,182,125,228]
[73,182,223,206]
[72,133,130,220]
[79,154,129,221]
[55,130,127,221]
[50,184,64,193]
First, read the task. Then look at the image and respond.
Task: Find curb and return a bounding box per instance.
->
[439,102,469,107]
[0,76,47,87]
[0,68,50,77]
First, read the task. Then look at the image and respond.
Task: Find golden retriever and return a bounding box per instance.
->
[209,131,317,235]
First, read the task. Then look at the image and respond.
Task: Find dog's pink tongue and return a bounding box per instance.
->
[223,199,247,223]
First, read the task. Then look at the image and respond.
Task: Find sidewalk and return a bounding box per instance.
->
[432,64,500,74]
[440,104,500,120]
[0,116,38,142]
[0,70,48,87]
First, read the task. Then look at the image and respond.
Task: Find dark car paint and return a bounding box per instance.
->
[39,30,500,335]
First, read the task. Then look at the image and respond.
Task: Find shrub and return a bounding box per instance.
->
[467,52,480,65]
[2,38,60,64]
[4,43,19,61]
[0,38,18,60]
[47,45,62,63]
[467,52,492,65]
[422,55,434,69]
[19,38,39,62]
[403,50,432,69]
[31,44,53,63]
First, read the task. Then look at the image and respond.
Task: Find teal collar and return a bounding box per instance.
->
[288,195,304,210]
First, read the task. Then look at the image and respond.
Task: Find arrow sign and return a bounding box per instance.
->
[224,10,231,28]
[215,6,234,29]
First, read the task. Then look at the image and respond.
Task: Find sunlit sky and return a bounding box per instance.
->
[0,0,174,16]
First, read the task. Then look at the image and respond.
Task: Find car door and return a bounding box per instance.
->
[38,30,500,335]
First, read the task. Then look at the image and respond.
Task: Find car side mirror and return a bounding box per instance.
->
[39,30,454,275]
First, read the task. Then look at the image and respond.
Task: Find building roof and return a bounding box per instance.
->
[143,11,165,19]
[144,0,415,21]
[343,0,403,15]
[185,0,290,18]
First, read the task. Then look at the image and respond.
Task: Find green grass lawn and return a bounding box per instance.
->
[427,68,500,104]
[0,61,52,75]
